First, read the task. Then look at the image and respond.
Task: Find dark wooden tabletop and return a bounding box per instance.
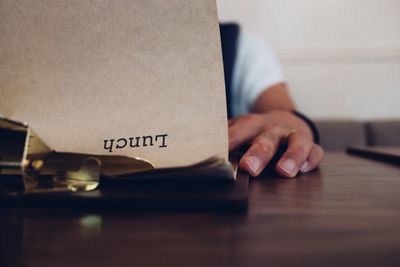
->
[1,152,400,267]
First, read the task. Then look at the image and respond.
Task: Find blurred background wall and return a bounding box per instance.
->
[217,0,400,119]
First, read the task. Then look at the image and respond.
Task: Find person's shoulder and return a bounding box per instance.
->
[237,30,274,57]
[232,29,285,116]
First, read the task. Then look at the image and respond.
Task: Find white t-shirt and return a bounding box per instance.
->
[231,31,285,117]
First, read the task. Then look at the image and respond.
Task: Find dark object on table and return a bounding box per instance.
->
[0,171,249,212]
[346,146,400,166]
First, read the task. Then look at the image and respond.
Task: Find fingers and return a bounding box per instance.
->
[239,127,286,177]
[230,114,324,178]
[228,114,264,152]
[299,144,324,173]
[276,132,314,178]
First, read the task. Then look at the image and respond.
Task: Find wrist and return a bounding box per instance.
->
[291,110,320,144]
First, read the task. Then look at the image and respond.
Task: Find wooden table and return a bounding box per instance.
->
[1,152,400,267]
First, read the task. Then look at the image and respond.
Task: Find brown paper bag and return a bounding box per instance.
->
[0,0,228,169]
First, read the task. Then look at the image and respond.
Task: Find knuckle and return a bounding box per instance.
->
[291,130,309,140]
[286,146,307,159]
[251,140,274,159]
[261,122,277,131]
[247,114,262,126]
[260,129,281,144]
[259,131,274,142]
[290,131,304,140]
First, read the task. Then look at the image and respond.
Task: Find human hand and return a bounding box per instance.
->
[229,110,324,177]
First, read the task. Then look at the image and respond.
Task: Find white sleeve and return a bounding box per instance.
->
[231,31,285,117]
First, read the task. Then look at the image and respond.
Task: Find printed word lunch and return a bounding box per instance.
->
[104,134,168,153]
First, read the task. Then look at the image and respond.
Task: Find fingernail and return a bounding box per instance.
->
[300,161,312,173]
[245,155,262,176]
[280,159,297,176]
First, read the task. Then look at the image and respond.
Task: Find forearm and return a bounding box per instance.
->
[252,82,295,112]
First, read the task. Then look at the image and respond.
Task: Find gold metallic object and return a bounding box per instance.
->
[0,116,155,194]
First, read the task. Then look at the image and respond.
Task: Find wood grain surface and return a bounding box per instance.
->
[1,152,400,267]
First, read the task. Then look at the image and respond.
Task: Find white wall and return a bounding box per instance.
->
[217,0,400,119]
